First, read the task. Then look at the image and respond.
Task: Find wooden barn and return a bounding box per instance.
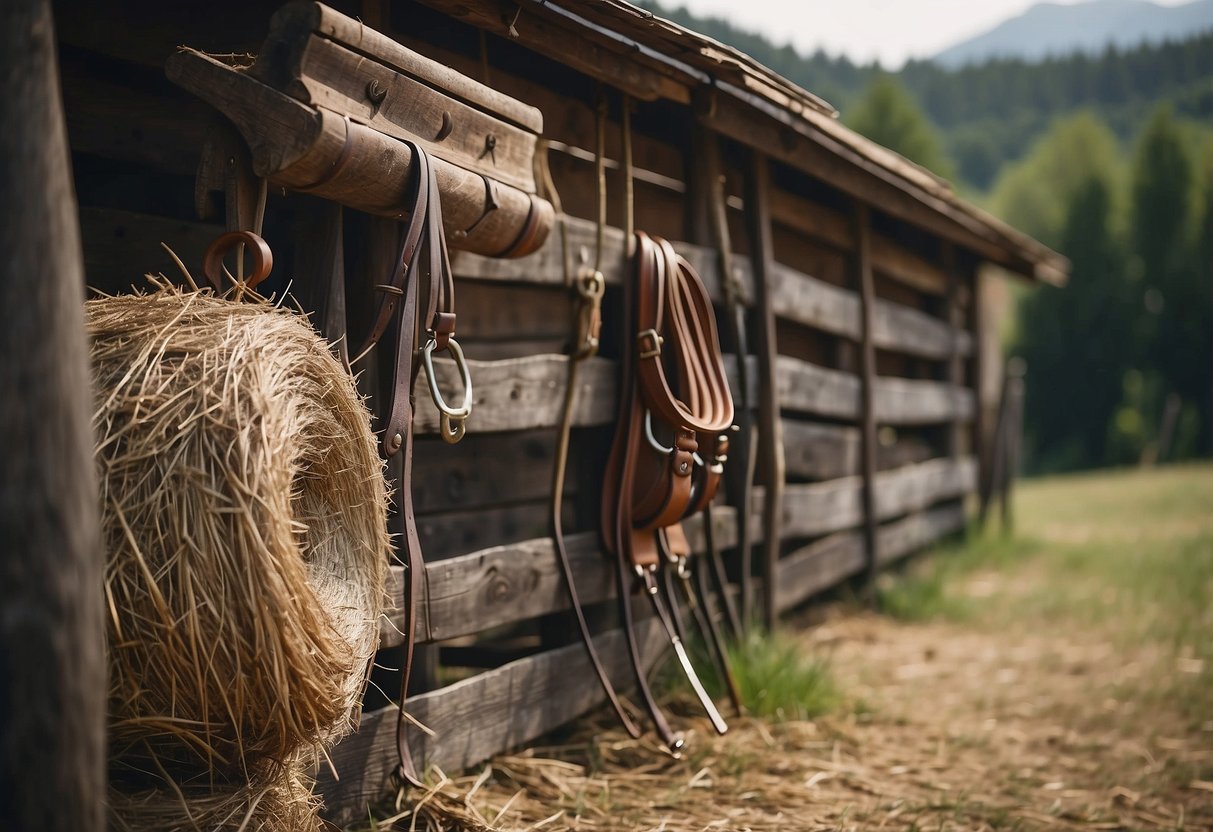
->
[8,0,1065,826]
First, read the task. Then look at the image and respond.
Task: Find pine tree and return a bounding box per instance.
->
[844,75,955,181]
[1016,174,1130,471]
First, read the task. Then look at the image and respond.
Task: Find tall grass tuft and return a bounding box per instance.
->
[662,626,840,722]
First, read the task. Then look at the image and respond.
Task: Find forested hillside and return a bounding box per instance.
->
[639,1,1213,188]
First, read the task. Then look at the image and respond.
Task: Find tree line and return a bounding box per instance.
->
[640,1,1212,473]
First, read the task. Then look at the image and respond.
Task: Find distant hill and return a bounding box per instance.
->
[934,0,1213,68]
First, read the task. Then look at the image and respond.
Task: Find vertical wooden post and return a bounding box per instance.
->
[744,152,784,631]
[1000,359,1026,533]
[688,122,751,631]
[0,1,105,829]
[943,243,965,461]
[972,266,993,524]
[852,204,879,588]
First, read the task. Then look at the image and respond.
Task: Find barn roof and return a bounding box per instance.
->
[420,0,1069,285]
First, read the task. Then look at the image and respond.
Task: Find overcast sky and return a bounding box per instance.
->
[673,0,1192,67]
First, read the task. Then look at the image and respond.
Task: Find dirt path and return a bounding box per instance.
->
[389,467,1213,831]
[404,600,1209,832]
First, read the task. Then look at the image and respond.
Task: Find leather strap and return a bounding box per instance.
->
[348,139,461,789]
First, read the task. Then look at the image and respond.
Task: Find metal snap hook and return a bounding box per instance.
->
[422,336,473,444]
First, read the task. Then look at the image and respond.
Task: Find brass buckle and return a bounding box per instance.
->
[422,336,473,444]
[637,328,663,360]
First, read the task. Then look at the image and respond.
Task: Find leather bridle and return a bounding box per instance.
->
[351,138,471,788]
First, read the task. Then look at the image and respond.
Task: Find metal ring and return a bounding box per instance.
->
[644,410,673,455]
[422,336,473,441]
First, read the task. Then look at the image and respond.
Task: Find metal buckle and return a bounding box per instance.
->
[574,267,605,358]
[422,336,473,444]
[637,328,663,360]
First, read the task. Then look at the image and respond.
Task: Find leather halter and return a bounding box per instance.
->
[601,230,738,752]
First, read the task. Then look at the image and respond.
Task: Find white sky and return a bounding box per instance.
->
[673,0,1192,68]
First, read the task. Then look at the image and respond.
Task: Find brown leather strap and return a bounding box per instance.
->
[601,229,739,751]
[201,230,273,291]
[350,139,460,790]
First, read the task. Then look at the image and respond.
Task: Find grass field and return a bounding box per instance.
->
[373,463,1213,831]
[880,462,1213,727]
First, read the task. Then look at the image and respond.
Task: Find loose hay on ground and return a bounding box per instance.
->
[90,282,389,830]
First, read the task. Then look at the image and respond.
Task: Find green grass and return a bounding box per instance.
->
[877,462,1213,722]
[661,626,840,722]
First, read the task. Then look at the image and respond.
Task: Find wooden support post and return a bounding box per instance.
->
[943,243,966,460]
[0,1,105,828]
[853,203,880,591]
[290,196,348,365]
[1000,359,1026,533]
[744,152,784,631]
[981,367,1012,530]
[972,266,993,524]
[689,123,750,633]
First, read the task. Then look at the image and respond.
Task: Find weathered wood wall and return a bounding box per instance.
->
[52,0,987,825]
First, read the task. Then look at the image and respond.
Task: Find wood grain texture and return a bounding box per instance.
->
[780,456,976,539]
[449,213,754,308]
[319,620,667,825]
[855,203,880,585]
[414,0,690,103]
[0,1,104,825]
[386,458,973,651]
[776,356,975,424]
[412,353,758,436]
[775,355,861,419]
[275,35,539,192]
[781,421,934,481]
[746,153,786,630]
[380,510,738,648]
[255,1,543,132]
[873,376,976,426]
[165,50,551,258]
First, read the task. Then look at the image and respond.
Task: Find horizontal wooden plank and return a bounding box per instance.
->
[417,501,553,562]
[773,531,865,612]
[415,354,615,435]
[411,429,574,515]
[781,421,860,481]
[416,353,758,436]
[768,259,970,360]
[382,510,740,648]
[449,214,754,307]
[874,298,972,360]
[875,502,968,567]
[873,457,977,520]
[781,420,935,481]
[874,377,976,426]
[775,356,861,419]
[774,501,967,612]
[780,456,976,539]
[776,356,975,424]
[319,619,667,826]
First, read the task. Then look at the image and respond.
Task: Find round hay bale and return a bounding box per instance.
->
[89,284,388,793]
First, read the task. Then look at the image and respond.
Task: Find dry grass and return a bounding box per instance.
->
[91,282,389,830]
